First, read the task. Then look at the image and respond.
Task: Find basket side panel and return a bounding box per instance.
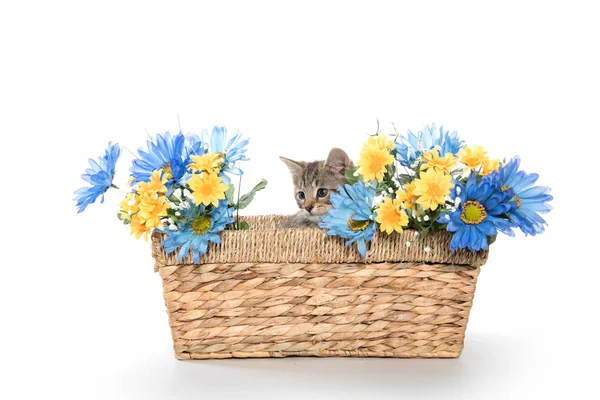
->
[159,262,480,359]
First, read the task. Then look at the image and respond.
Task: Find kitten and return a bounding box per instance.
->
[279,148,354,228]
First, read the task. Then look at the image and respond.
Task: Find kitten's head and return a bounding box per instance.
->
[280,148,354,220]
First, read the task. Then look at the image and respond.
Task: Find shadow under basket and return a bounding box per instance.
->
[151,215,487,359]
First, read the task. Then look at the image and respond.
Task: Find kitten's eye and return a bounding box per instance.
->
[317,188,329,198]
[297,191,306,200]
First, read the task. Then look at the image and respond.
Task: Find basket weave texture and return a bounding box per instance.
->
[152,215,487,359]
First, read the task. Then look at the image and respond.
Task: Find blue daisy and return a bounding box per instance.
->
[440,173,516,252]
[204,126,249,176]
[319,181,377,258]
[130,132,204,186]
[162,200,234,263]
[395,124,463,167]
[493,157,553,236]
[74,142,121,213]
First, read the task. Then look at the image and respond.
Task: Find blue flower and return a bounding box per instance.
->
[319,181,377,258]
[204,126,249,175]
[130,132,204,186]
[162,200,234,263]
[493,157,553,236]
[74,142,121,213]
[440,173,516,252]
[395,124,463,167]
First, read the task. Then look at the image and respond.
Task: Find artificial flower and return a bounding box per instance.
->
[130,214,151,240]
[130,132,203,186]
[395,124,463,167]
[204,126,249,175]
[187,173,229,207]
[118,192,139,221]
[396,181,419,209]
[136,170,169,196]
[137,194,169,229]
[441,174,516,251]
[481,157,500,175]
[375,197,409,234]
[319,181,377,258]
[458,145,488,171]
[74,142,121,213]
[356,135,395,182]
[188,152,224,174]
[420,149,459,173]
[493,157,553,235]
[413,169,454,211]
[162,201,234,263]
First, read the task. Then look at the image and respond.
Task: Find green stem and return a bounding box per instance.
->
[236,174,242,230]
[110,184,119,189]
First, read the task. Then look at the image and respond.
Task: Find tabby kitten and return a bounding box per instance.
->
[279,148,354,228]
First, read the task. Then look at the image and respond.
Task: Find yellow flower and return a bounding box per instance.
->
[130,214,151,240]
[420,149,458,173]
[396,181,419,209]
[375,197,409,234]
[137,170,168,196]
[119,192,139,220]
[413,169,453,211]
[481,157,500,175]
[138,194,168,229]
[458,145,488,170]
[369,134,395,151]
[187,173,229,207]
[188,153,224,173]
[356,136,395,182]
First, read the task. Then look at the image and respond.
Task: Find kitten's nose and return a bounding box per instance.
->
[305,205,314,213]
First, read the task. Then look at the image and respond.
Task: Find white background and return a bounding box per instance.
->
[1,1,598,399]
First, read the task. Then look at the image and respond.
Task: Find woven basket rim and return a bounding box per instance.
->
[151,215,488,268]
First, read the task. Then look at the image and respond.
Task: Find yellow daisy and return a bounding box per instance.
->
[137,170,168,196]
[130,214,151,240]
[375,197,409,234]
[187,173,229,207]
[396,181,419,209]
[138,194,169,229]
[188,153,224,174]
[356,136,395,182]
[119,192,139,220]
[413,169,453,211]
[481,157,500,175]
[458,145,488,170]
[420,149,458,173]
[369,134,395,151]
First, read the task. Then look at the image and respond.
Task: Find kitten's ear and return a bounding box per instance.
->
[280,157,306,178]
[325,148,354,176]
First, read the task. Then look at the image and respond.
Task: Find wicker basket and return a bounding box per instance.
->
[151,215,487,359]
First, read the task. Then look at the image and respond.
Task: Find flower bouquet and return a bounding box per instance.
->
[75,127,267,263]
[76,123,552,360]
[321,124,552,258]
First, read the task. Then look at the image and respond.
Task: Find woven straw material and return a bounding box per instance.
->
[152,215,487,359]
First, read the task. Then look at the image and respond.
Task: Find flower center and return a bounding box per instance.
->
[199,182,214,196]
[347,218,371,231]
[460,201,487,224]
[511,196,521,208]
[162,163,173,179]
[192,216,211,234]
[427,183,441,197]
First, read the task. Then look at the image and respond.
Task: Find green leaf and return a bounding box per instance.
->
[487,235,497,245]
[345,167,359,185]
[238,221,251,230]
[225,184,235,200]
[397,174,413,185]
[236,179,268,210]
[225,184,236,207]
